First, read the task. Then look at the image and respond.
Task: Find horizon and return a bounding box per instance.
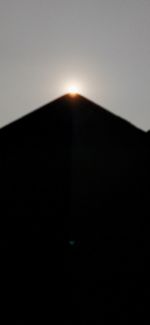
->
[1,0,150,130]
[0,93,147,133]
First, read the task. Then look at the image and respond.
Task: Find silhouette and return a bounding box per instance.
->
[0,94,148,323]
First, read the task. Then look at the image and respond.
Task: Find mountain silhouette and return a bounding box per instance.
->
[0,94,149,323]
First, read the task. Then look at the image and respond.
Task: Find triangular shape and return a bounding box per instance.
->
[0,94,148,323]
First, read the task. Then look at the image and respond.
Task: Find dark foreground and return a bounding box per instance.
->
[0,95,149,323]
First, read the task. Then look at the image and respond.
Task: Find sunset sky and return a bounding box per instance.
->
[1,0,150,130]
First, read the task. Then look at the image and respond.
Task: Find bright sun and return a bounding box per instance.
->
[68,85,79,96]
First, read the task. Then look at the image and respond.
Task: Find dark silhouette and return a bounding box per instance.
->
[0,94,149,323]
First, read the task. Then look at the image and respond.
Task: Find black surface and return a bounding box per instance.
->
[0,94,149,323]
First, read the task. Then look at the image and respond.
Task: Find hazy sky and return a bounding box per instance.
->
[0,0,150,130]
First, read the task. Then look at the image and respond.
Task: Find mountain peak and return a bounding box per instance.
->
[0,94,145,142]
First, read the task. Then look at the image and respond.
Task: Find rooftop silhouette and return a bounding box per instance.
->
[0,94,149,323]
[0,93,146,140]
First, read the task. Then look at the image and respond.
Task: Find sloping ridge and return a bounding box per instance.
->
[0,94,149,322]
[0,94,145,138]
[0,93,147,227]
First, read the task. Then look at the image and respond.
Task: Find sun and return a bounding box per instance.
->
[63,80,82,97]
[68,85,79,96]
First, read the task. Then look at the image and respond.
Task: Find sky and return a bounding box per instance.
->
[0,0,150,130]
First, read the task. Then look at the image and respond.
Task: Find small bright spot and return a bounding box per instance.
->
[69,240,76,246]
[68,85,79,96]
[62,80,84,97]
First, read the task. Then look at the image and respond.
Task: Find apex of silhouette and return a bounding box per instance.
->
[0,92,148,324]
[0,93,146,144]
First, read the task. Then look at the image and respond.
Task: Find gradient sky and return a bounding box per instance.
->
[0,0,150,130]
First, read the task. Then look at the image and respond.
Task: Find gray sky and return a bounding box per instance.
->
[0,0,150,130]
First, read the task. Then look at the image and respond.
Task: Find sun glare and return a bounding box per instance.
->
[62,80,83,97]
[68,85,79,96]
